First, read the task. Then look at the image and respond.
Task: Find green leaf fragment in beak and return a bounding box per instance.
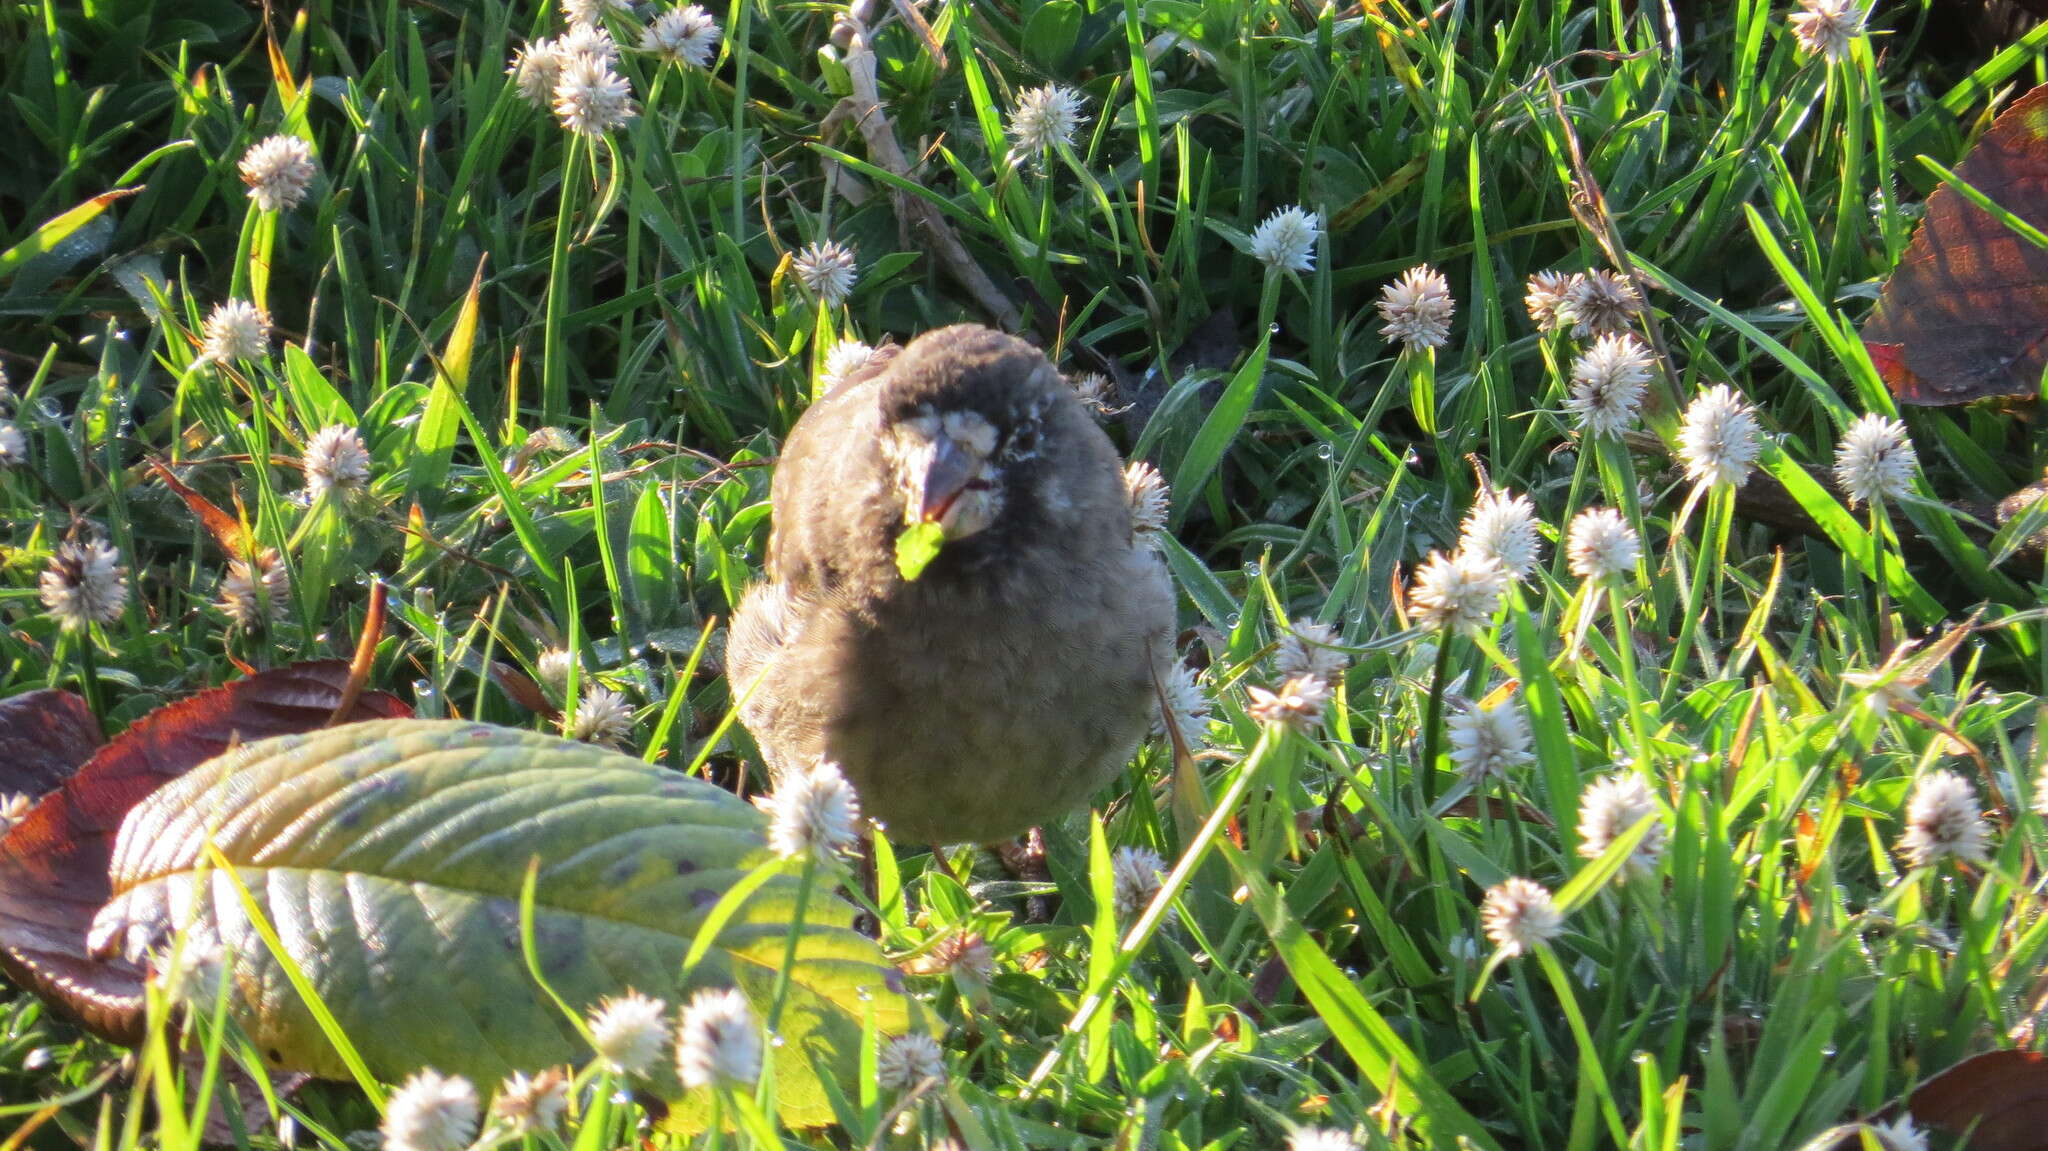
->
[895,520,946,580]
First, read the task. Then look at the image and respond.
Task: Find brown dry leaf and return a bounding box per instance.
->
[1863,83,2048,403]
[0,690,103,802]
[0,662,408,1042]
[1907,1048,2048,1150]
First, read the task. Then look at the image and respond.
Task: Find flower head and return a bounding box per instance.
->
[559,23,621,64]
[1479,876,1563,957]
[1898,769,1992,868]
[535,648,577,697]
[1110,845,1165,918]
[1524,270,1577,334]
[509,37,570,104]
[1070,372,1119,416]
[564,685,635,747]
[1564,269,1641,338]
[588,991,669,1075]
[0,421,27,469]
[754,758,862,861]
[819,338,876,392]
[219,548,289,630]
[1275,618,1347,686]
[491,1069,569,1136]
[1250,205,1321,274]
[1377,264,1455,350]
[1288,1130,1361,1151]
[1575,772,1667,877]
[553,54,635,135]
[563,0,628,26]
[238,135,317,213]
[1246,675,1334,732]
[201,299,271,364]
[1869,1114,1929,1151]
[1458,489,1543,580]
[148,936,227,1007]
[1790,0,1865,60]
[1446,695,1532,782]
[1678,384,1762,489]
[304,425,371,501]
[1565,333,1653,438]
[676,987,762,1089]
[792,240,858,307]
[1153,661,1211,748]
[876,1032,945,1092]
[0,792,30,833]
[1408,549,1506,635]
[1125,460,1169,539]
[382,1070,480,1151]
[41,537,128,631]
[913,930,996,982]
[1565,507,1640,582]
[642,5,721,67]
[1008,84,1086,156]
[1834,413,1916,508]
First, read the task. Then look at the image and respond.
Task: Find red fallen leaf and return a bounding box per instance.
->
[0,690,103,802]
[1906,1048,2048,1149]
[1862,83,2048,403]
[0,661,408,1042]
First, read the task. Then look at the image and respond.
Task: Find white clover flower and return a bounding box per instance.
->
[559,23,621,64]
[876,1032,945,1092]
[1479,876,1563,957]
[1408,549,1506,635]
[1834,412,1917,508]
[1868,1114,1928,1151]
[1458,489,1543,580]
[754,758,862,862]
[381,1070,480,1151]
[535,648,576,697]
[676,987,763,1089]
[303,425,371,501]
[1446,695,1532,782]
[1275,618,1347,686]
[1124,460,1169,540]
[1153,661,1211,748]
[564,685,635,748]
[148,936,227,1007]
[0,792,30,834]
[238,135,317,213]
[819,338,877,392]
[1565,507,1640,582]
[1790,0,1865,60]
[1565,333,1652,439]
[563,0,629,26]
[0,420,27,469]
[1564,269,1641,338]
[490,1069,568,1135]
[1524,270,1577,334]
[509,37,570,105]
[792,240,858,307]
[642,5,720,67]
[1249,205,1320,274]
[1110,845,1165,918]
[1575,772,1667,877]
[1070,372,1116,415]
[41,537,128,631]
[218,548,289,630]
[553,54,635,136]
[588,991,669,1075]
[925,931,995,982]
[1288,1129,1361,1151]
[1008,84,1086,156]
[1678,384,1762,489]
[1377,264,1455,350]
[1246,674,1334,732]
[1898,769,1992,868]
[200,299,271,364]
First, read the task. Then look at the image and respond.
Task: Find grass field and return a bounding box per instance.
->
[5,0,2048,1148]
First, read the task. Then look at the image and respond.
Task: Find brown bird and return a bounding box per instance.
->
[728,324,1175,845]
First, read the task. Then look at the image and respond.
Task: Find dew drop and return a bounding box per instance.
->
[1223,613,1241,628]
[1315,443,1333,460]
[1242,561,1261,578]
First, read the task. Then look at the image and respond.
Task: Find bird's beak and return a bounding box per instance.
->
[916,436,978,527]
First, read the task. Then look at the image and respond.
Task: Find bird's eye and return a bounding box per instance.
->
[1001,420,1041,462]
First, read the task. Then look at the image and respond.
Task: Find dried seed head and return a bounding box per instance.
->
[1446,695,1533,782]
[563,0,629,26]
[1575,772,1667,877]
[1524,270,1577,334]
[1377,265,1455,350]
[1678,384,1762,489]
[1833,413,1916,508]
[1275,618,1347,686]
[535,648,577,696]
[1008,84,1087,156]
[1564,269,1641,338]
[755,758,862,862]
[553,54,635,135]
[1479,876,1563,957]
[509,37,570,105]
[792,240,858,307]
[1125,460,1169,540]
[1458,489,1543,580]
[1250,205,1321,274]
[1246,675,1334,732]
[1790,0,1865,60]
[40,537,128,631]
[1408,549,1506,635]
[238,135,317,213]
[219,548,289,630]
[819,338,877,392]
[491,1069,569,1135]
[675,987,763,1089]
[0,421,28,469]
[564,685,635,748]
[381,1070,480,1151]
[1110,845,1166,918]
[876,1032,946,1092]
[1898,769,1992,868]
[587,991,669,1075]
[201,300,271,364]
[1565,507,1640,582]
[642,5,721,67]
[1152,661,1212,748]
[1565,333,1652,439]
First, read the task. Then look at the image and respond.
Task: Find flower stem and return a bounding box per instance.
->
[1871,500,1894,653]
[1420,632,1455,807]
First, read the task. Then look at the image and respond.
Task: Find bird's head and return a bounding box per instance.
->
[875,326,1062,542]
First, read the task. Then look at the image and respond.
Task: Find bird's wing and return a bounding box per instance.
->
[763,350,898,595]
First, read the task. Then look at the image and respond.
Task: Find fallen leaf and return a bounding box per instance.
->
[0,690,103,801]
[1907,1048,2048,1150]
[1863,83,2048,403]
[0,662,408,1041]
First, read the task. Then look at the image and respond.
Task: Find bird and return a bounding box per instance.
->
[727,324,1176,846]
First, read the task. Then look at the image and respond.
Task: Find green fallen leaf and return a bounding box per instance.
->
[895,520,946,580]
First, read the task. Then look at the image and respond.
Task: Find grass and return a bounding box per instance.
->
[5,0,2048,1148]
